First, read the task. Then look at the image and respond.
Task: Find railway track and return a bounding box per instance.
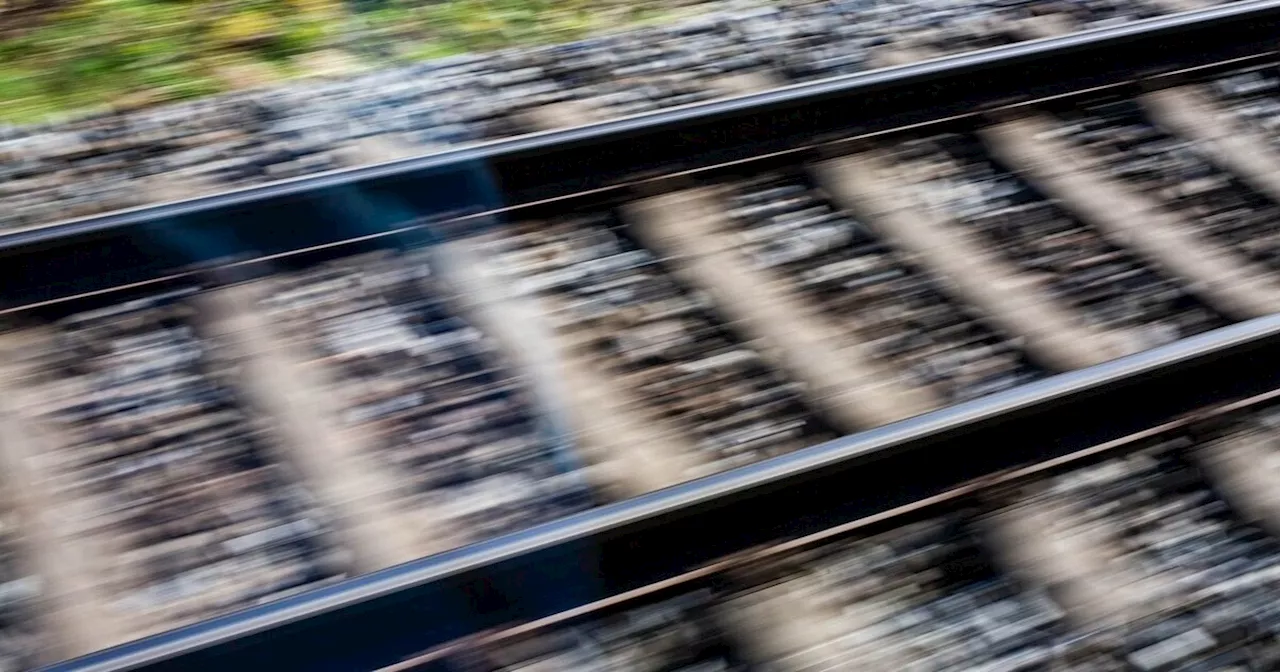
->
[0,0,1257,235]
[5,3,1280,670]
[379,390,1280,672]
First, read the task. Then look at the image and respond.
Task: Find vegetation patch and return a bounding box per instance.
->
[0,0,702,124]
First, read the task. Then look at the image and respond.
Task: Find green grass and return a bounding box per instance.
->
[0,0,703,125]
[0,0,342,123]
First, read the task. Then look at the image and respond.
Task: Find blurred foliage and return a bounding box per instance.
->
[0,0,693,124]
[0,0,343,123]
[354,0,663,55]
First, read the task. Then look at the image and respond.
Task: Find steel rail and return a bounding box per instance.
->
[4,0,1278,246]
[381,385,1280,672]
[5,1,1280,310]
[40,310,1280,672]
